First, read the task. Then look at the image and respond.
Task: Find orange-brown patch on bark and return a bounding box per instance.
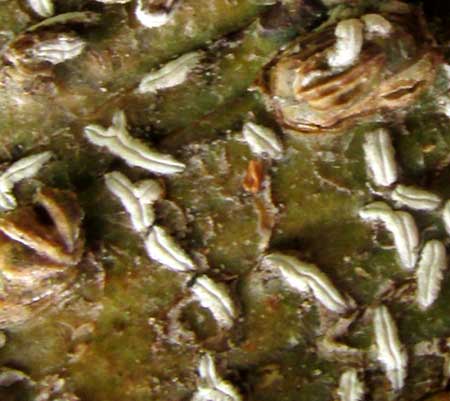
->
[243,160,264,194]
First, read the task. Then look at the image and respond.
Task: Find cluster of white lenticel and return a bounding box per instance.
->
[84,110,238,326]
[362,127,448,310]
[84,110,243,401]
[20,1,441,399]
[242,123,429,398]
[241,122,370,400]
[24,0,183,69]
[359,126,450,394]
[23,1,238,394]
[28,0,177,28]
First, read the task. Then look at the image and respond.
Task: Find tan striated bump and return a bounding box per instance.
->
[35,187,83,254]
[0,189,84,266]
[30,34,86,65]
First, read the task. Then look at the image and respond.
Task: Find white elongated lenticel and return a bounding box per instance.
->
[191,276,236,330]
[242,122,283,159]
[145,225,195,272]
[416,240,447,310]
[137,52,202,94]
[0,152,52,186]
[361,14,393,37]
[0,151,52,211]
[135,0,175,29]
[192,354,242,401]
[363,128,398,187]
[438,96,450,119]
[373,305,408,391]
[337,369,364,401]
[84,111,185,175]
[263,253,350,314]
[0,189,24,212]
[443,200,450,235]
[391,185,441,211]
[105,171,163,233]
[359,202,419,270]
[30,35,86,64]
[28,0,54,17]
[390,211,419,270]
[327,19,364,69]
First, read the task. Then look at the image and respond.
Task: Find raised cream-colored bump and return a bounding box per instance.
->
[327,19,364,69]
